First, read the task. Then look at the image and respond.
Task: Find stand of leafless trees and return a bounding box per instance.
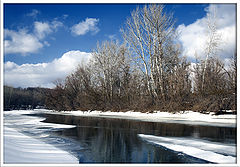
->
[45,4,236,113]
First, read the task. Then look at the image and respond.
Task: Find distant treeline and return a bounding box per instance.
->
[4,86,49,110]
[4,4,237,113]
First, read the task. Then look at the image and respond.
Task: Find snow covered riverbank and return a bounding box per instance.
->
[4,127,79,164]
[3,110,78,164]
[39,109,237,128]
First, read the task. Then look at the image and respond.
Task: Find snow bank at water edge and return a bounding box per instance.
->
[39,109,236,127]
[4,127,79,164]
[4,110,78,164]
[4,110,76,129]
[138,134,236,164]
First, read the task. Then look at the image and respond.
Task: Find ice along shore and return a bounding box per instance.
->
[40,109,236,128]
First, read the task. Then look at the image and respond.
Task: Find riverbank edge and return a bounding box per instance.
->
[3,126,79,164]
[37,109,236,128]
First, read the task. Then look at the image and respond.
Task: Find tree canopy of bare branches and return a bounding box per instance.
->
[44,4,236,114]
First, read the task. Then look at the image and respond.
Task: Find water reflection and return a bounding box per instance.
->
[42,114,236,163]
[53,126,209,163]
[44,114,236,143]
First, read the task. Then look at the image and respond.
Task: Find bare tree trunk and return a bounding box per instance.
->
[122,4,177,105]
[202,7,221,91]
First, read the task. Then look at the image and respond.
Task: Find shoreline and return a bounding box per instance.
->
[4,126,78,164]
[37,109,236,128]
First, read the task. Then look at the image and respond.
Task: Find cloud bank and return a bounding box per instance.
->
[71,18,100,36]
[177,4,236,62]
[4,50,92,88]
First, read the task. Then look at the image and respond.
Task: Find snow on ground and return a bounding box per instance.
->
[4,110,78,164]
[138,134,236,164]
[4,110,75,129]
[4,127,79,164]
[39,109,236,127]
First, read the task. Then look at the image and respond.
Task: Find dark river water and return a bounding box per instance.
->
[42,113,236,163]
[4,111,236,164]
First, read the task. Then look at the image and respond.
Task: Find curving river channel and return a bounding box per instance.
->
[3,110,236,164]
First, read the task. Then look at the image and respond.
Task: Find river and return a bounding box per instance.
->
[3,110,236,164]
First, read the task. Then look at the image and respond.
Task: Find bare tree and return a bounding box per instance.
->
[122,4,180,104]
[224,53,237,111]
[64,65,92,110]
[202,7,221,91]
[46,79,69,111]
[91,41,130,108]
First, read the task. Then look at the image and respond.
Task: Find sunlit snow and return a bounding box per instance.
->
[4,127,78,163]
[4,110,77,164]
[41,109,236,127]
[138,134,236,164]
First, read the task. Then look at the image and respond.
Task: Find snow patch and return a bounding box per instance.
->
[40,109,236,127]
[4,127,78,164]
[4,110,78,164]
[4,110,75,129]
[138,134,236,164]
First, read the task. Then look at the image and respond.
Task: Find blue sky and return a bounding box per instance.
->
[4,3,208,64]
[3,3,236,88]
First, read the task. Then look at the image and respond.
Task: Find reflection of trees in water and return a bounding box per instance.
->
[70,119,141,162]
[88,128,136,162]
[136,121,236,143]
[45,114,222,163]
[45,114,236,143]
[64,126,202,163]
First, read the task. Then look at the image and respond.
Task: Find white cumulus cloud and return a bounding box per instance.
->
[34,21,52,39]
[4,50,92,88]
[51,20,64,30]
[71,18,99,36]
[4,20,63,55]
[34,21,63,39]
[4,29,43,55]
[177,4,236,62]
